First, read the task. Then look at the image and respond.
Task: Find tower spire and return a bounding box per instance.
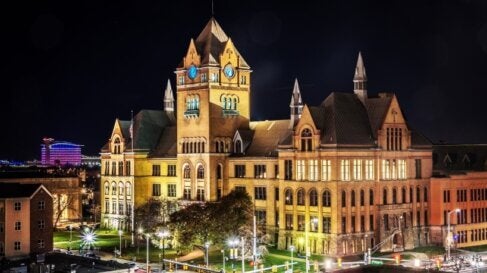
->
[354,51,368,103]
[164,79,175,122]
[289,78,303,128]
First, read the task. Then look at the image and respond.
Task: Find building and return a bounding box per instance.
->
[41,138,83,166]
[0,183,53,258]
[100,18,432,256]
[429,144,487,249]
[0,168,83,226]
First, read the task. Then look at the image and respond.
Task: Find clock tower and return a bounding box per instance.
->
[175,18,251,201]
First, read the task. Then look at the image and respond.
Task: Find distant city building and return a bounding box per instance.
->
[41,138,83,166]
[81,155,101,167]
[0,183,53,258]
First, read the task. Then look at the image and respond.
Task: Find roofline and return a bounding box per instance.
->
[31,184,53,199]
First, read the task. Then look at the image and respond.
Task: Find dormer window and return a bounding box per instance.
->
[300,128,313,151]
[235,140,242,154]
[386,127,403,151]
[113,138,121,154]
[184,94,200,118]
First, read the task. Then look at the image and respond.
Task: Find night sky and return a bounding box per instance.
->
[3,0,487,160]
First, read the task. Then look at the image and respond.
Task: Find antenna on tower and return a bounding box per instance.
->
[211,0,214,16]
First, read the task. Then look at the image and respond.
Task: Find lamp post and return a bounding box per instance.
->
[118,230,123,257]
[221,249,226,273]
[158,230,170,272]
[241,237,245,273]
[289,245,295,272]
[137,227,144,255]
[305,218,318,273]
[68,225,72,251]
[204,241,211,268]
[146,234,150,273]
[446,208,461,261]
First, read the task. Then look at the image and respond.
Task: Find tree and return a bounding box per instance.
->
[53,193,76,229]
[134,198,178,233]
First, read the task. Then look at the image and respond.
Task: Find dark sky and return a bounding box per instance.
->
[2,0,487,160]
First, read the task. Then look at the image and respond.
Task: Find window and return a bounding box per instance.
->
[152,165,161,176]
[275,187,279,201]
[443,190,451,203]
[197,165,205,179]
[415,159,422,179]
[15,221,21,231]
[308,160,318,181]
[113,138,121,154]
[384,214,389,230]
[402,187,406,203]
[168,165,176,176]
[309,189,318,206]
[210,73,218,82]
[416,186,421,202]
[398,159,406,179]
[235,165,246,178]
[370,215,374,231]
[152,184,161,196]
[168,184,176,197]
[360,215,365,232]
[196,188,205,201]
[391,160,397,180]
[322,190,331,207]
[183,187,191,200]
[119,182,124,196]
[383,188,388,205]
[382,160,390,180]
[341,160,350,181]
[369,189,374,205]
[392,188,397,204]
[118,161,124,176]
[240,75,247,84]
[104,161,110,175]
[297,189,305,205]
[14,241,21,251]
[178,76,185,85]
[254,187,267,200]
[321,160,331,181]
[38,200,45,210]
[285,189,293,205]
[353,159,362,180]
[323,217,331,233]
[300,129,313,151]
[104,182,109,195]
[410,187,414,203]
[38,239,45,249]
[424,187,428,202]
[36,219,45,229]
[14,202,21,211]
[351,190,356,207]
[424,210,428,226]
[285,214,293,230]
[274,164,279,179]
[126,182,132,197]
[341,217,346,234]
[201,73,207,82]
[235,140,242,153]
[285,160,293,180]
[342,191,347,207]
[111,162,116,175]
[126,161,131,176]
[296,160,305,180]
[0,222,3,233]
[297,215,305,231]
[184,95,200,118]
[386,127,402,151]
[254,165,266,178]
[235,186,246,193]
[119,202,124,214]
[351,216,356,233]
[310,216,319,232]
[365,160,374,180]
[256,210,266,227]
[360,190,365,206]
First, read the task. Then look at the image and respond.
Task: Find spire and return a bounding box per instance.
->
[164,79,175,122]
[353,51,368,103]
[289,78,304,128]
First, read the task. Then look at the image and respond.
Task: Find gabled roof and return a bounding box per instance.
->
[0,183,47,198]
[192,17,249,68]
[320,92,375,146]
[365,96,392,138]
[234,129,255,152]
[245,120,291,157]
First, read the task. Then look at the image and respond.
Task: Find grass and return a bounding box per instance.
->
[410,246,445,257]
[460,244,487,252]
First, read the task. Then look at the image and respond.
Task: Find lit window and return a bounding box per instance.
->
[321,160,331,181]
[104,182,109,195]
[296,160,305,181]
[178,76,185,85]
[365,160,374,180]
[168,184,176,197]
[353,159,362,180]
[398,159,407,179]
[254,165,266,179]
[340,160,350,181]
[381,160,391,180]
[285,189,293,205]
[197,165,205,179]
[183,165,191,179]
[308,160,318,181]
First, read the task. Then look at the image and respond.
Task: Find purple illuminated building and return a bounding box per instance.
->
[41,137,83,166]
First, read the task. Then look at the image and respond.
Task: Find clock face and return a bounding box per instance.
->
[187,65,198,80]
[223,64,235,78]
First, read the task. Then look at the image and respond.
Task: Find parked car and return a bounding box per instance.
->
[83,253,100,260]
[127,262,139,270]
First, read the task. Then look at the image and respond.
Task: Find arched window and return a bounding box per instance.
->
[126,182,132,196]
[383,188,388,205]
[424,187,428,202]
[322,190,331,207]
[111,182,117,195]
[369,189,374,205]
[341,190,347,207]
[297,189,305,205]
[285,189,293,205]
[360,190,365,206]
[309,189,318,206]
[104,182,109,195]
[233,98,237,110]
[222,97,227,109]
[217,164,222,179]
[402,187,406,203]
[215,141,220,153]
[392,188,397,204]
[220,141,224,153]
[113,138,121,154]
[183,165,191,179]
[119,182,124,196]
[197,165,205,179]
[416,186,421,202]
[235,140,242,153]
[300,129,313,151]
[351,190,356,207]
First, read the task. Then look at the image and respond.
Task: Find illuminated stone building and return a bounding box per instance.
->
[100,18,432,256]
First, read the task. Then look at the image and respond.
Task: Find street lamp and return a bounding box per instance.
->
[118,230,123,257]
[145,233,150,273]
[158,230,170,272]
[305,218,318,273]
[289,245,295,272]
[446,208,461,261]
[221,249,226,273]
[137,227,144,255]
[204,241,211,268]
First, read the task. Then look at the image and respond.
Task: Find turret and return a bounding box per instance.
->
[353,52,367,103]
[289,78,303,128]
